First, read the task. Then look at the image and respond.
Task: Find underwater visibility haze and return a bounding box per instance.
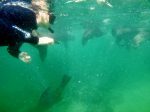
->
[1,0,150,112]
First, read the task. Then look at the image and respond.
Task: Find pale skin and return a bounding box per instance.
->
[19,0,55,63]
[32,0,50,28]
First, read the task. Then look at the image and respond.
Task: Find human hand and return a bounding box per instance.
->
[19,52,31,63]
[38,37,55,45]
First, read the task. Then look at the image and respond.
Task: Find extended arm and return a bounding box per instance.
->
[8,25,55,63]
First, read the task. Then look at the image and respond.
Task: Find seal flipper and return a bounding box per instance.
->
[32,75,71,112]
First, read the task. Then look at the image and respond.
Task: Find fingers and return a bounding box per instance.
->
[19,52,31,63]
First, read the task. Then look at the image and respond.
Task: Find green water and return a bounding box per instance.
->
[1,0,150,112]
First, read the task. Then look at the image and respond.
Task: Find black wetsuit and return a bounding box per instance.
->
[0,0,39,58]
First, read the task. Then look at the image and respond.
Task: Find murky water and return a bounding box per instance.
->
[0,0,150,112]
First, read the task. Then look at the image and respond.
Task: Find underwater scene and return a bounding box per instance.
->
[1,0,150,112]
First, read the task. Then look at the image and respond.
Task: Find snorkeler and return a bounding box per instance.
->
[0,0,56,63]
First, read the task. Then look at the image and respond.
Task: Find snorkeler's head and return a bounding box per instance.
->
[31,0,49,26]
[31,0,56,33]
